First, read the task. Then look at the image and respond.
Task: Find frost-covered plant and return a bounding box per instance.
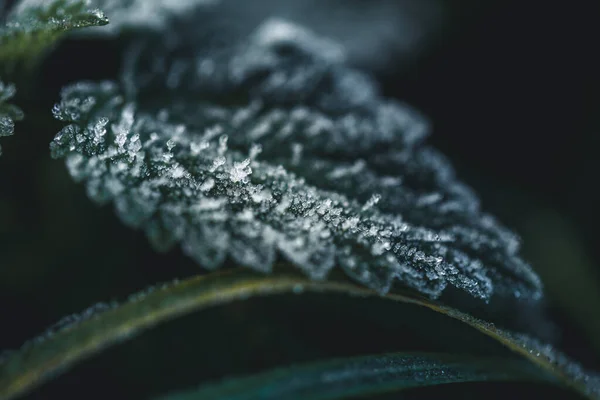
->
[0,0,108,71]
[0,0,107,155]
[0,80,23,155]
[0,1,599,400]
[50,18,541,306]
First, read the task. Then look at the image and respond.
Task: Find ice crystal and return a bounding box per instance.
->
[50,19,543,303]
[0,80,23,156]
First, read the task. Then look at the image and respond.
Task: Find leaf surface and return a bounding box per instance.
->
[0,0,108,72]
[155,352,556,400]
[50,18,542,307]
[31,8,600,400]
[0,269,597,400]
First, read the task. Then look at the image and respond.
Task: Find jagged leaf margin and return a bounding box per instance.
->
[49,19,542,305]
[50,19,542,307]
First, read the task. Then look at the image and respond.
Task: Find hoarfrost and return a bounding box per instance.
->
[75,0,219,35]
[0,301,118,363]
[0,80,23,156]
[507,333,600,398]
[442,307,600,398]
[3,0,108,37]
[50,19,543,304]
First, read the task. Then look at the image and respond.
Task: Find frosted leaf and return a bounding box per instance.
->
[508,333,600,398]
[516,337,600,398]
[50,19,543,306]
[441,307,600,398]
[0,300,118,364]
[7,0,108,30]
[0,80,24,156]
[63,0,219,36]
[72,0,441,75]
[1,0,108,72]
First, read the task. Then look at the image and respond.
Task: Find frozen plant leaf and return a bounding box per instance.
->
[0,0,108,72]
[72,0,218,36]
[0,80,24,156]
[73,0,441,73]
[50,18,542,307]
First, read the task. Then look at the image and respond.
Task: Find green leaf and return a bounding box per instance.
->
[0,269,598,400]
[79,0,216,36]
[0,0,108,73]
[49,18,543,310]
[154,352,556,400]
[0,80,23,155]
[30,8,598,400]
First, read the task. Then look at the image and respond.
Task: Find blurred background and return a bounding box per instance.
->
[0,0,599,397]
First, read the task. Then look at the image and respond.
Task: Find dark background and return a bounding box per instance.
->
[0,1,599,398]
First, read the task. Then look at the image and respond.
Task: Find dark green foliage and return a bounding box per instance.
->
[50,17,542,309]
[1,269,598,399]
[0,1,599,400]
[157,353,555,400]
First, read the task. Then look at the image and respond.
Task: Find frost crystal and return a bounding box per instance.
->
[50,19,543,303]
[0,80,24,156]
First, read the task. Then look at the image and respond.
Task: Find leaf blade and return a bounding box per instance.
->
[155,352,556,400]
[0,0,108,72]
[0,269,598,400]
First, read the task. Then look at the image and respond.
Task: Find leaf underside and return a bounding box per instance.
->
[0,269,598,400]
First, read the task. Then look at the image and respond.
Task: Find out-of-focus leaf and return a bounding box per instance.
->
[0,0,108,73]
[76,0,217,36]
[73,0,442,73]
[155,352,556,400]
[0,80,23,155]
[0,269,598,400]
